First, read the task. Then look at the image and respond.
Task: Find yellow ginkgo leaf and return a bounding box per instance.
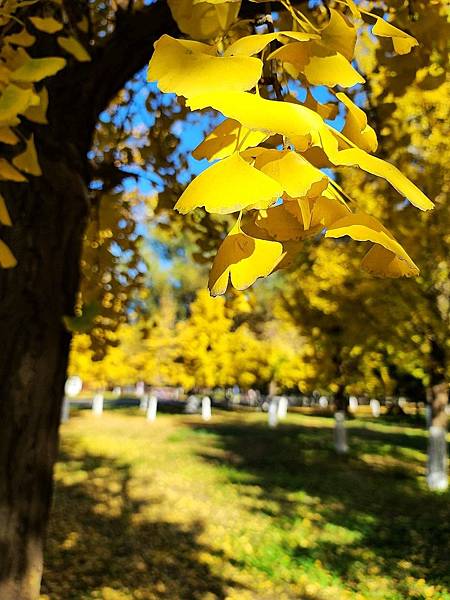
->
[29,16,64,33]
[336,92,377,152]
[325,213,417,272]
[11,56,66,82]
[175,152,282,214]
[321,8,356,61]
[253,149,328,200]
[12,135,41,176]
[224,31,318,56]
[323,141,433,211]
[5,28,36,47]
[77,15,89,33]
[187,92,326,142]
[361,244,419,277]
[76,16,89,33]
[268,41,365,88]
[310,193,351,228]
[57,36,91,62]
[0,159,26,182]
[242,204,316,242]
[0,194,12,226]
[168,0,241,41]
[148,35,262,98]
[371,15,418,55]
[23,86,49,124]
[192,119,267,161]
[209,220,284,295]
[0,84,38,125]
[0,127,19,144]
[283,196,316,230]
[0,239,17,268]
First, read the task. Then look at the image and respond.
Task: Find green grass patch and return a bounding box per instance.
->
[41,410,450,600]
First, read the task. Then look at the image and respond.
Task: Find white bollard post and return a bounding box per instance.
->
[63,376,82,422]
[370,398,381,417]
[348,396,358,414]
[334,411,349,454]
[268,398,278,428]
[146,395,158,422]
[277,396,288,420]
[427,426,448,491]
[136,381,145,397]
[61,397,70,423]
[140,393,149,411]
[92,393,104,416]
[202,396,212,421]
[319,396,329,409]
[185,395,200,414]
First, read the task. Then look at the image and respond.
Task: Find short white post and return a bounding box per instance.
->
[427,425,448,491]
[63,376,82,422]
[146,395,158,422]
[268,398,278,428]
[140,393,149,411]
[348,396,358,414]
[61,397,70,423]
[202,396,212,421]
[319,396,329,409]
[92,393,104,416]
[277,396,288,420]
[370,398,381,418]
[185,395,200,414]
[334,411,349,454]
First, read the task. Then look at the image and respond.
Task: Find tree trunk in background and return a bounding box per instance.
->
[426,381,449,491]
[334,387,349,455]
[0,136,89,599]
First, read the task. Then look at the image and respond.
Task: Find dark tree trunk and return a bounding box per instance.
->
[0,3,180,596]
[428,381,449,429]
[334,388,348,414]
[0,131,90,599]
[333,385,349,454]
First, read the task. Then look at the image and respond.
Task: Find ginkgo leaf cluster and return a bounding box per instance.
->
[148,0,433,296]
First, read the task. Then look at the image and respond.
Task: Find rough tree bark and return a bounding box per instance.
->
[0,3,176,597]
[0,140,90,600]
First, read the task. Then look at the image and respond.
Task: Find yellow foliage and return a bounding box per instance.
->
[175,152,283,215]
[29,17,64,34]
[147,4,433,292]
[57,36,91,62]
[0,239,16,268]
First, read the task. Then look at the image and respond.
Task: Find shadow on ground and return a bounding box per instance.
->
[42,449,233,600]
[189,419,450,595]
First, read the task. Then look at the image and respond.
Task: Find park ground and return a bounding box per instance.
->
[40,409,450,600]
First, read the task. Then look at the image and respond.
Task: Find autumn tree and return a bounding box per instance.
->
[0,1,442,598]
